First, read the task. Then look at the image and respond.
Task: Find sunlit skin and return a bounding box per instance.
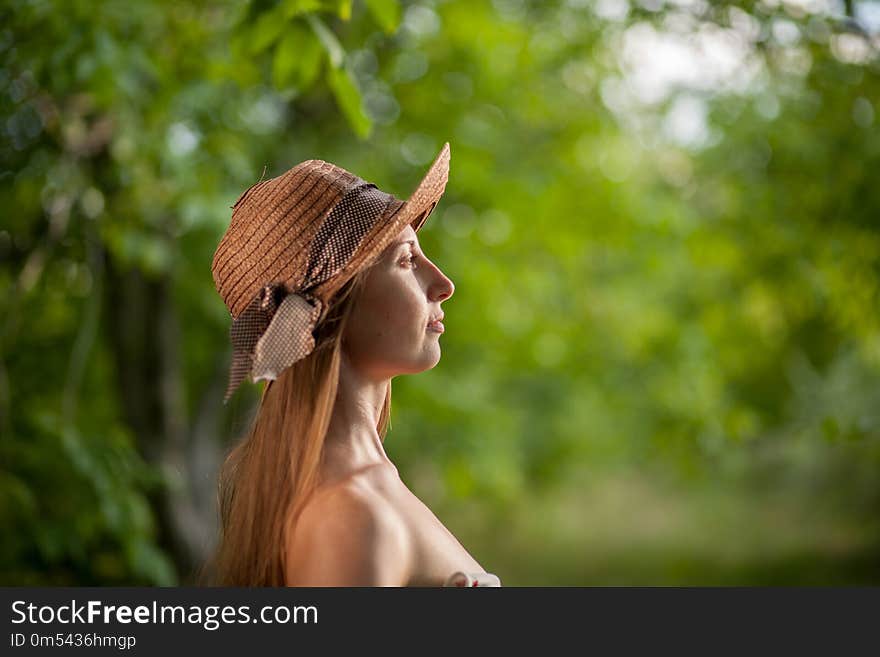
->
[285,224,490,586]
[343,223,453,381]
[322,223,454,480]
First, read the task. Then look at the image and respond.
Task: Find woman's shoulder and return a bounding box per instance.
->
[303,467,406,536]
[284,466,412,585]
[303,462,404,527]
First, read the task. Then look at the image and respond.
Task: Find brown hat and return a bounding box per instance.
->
[211,142,451,403]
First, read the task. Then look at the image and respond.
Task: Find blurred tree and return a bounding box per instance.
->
[1,0,402,583]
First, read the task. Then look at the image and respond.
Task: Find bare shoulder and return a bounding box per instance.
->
[284,474,412,586]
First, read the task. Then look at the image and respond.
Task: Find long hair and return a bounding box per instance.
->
[200,265,392,586]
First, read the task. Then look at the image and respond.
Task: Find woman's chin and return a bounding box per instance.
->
[413,344,442,372]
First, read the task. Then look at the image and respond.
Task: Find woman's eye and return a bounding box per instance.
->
[403,253,418,268]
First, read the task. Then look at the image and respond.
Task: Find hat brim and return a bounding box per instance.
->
[404,141,450,233]
[313,142,451,301]
[380,140,450,236]
[370,139,450,249]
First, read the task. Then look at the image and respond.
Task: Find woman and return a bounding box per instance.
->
[204,143,502,587]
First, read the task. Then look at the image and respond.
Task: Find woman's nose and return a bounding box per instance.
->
[428,265,454,302]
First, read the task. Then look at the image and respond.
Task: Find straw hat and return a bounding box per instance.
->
[211,142,451,403]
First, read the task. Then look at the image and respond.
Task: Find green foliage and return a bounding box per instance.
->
[272,22,324,91]
[2,0,879,585]
[365,0,402,34]
[232,0,377,134]
[327,63,373,138]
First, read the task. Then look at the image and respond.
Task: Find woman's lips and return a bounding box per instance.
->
[426,320,445,333]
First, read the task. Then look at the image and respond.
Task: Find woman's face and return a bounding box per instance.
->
[343,224,455,380]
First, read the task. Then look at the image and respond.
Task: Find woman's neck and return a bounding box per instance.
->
[320,352,395,485]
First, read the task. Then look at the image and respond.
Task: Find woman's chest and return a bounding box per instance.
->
[386,484,485,586]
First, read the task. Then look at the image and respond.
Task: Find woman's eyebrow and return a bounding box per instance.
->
[384,239,418,260]
[392,239,422,255]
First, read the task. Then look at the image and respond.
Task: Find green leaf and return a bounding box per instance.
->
[248,7,287,55]
[365,0,401,34]
[327,64,372,139]
[282,0,325,19]
[296,34,324,90]
[336,0,353,20]
[305,13,345,68]
[272,22,324,91]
